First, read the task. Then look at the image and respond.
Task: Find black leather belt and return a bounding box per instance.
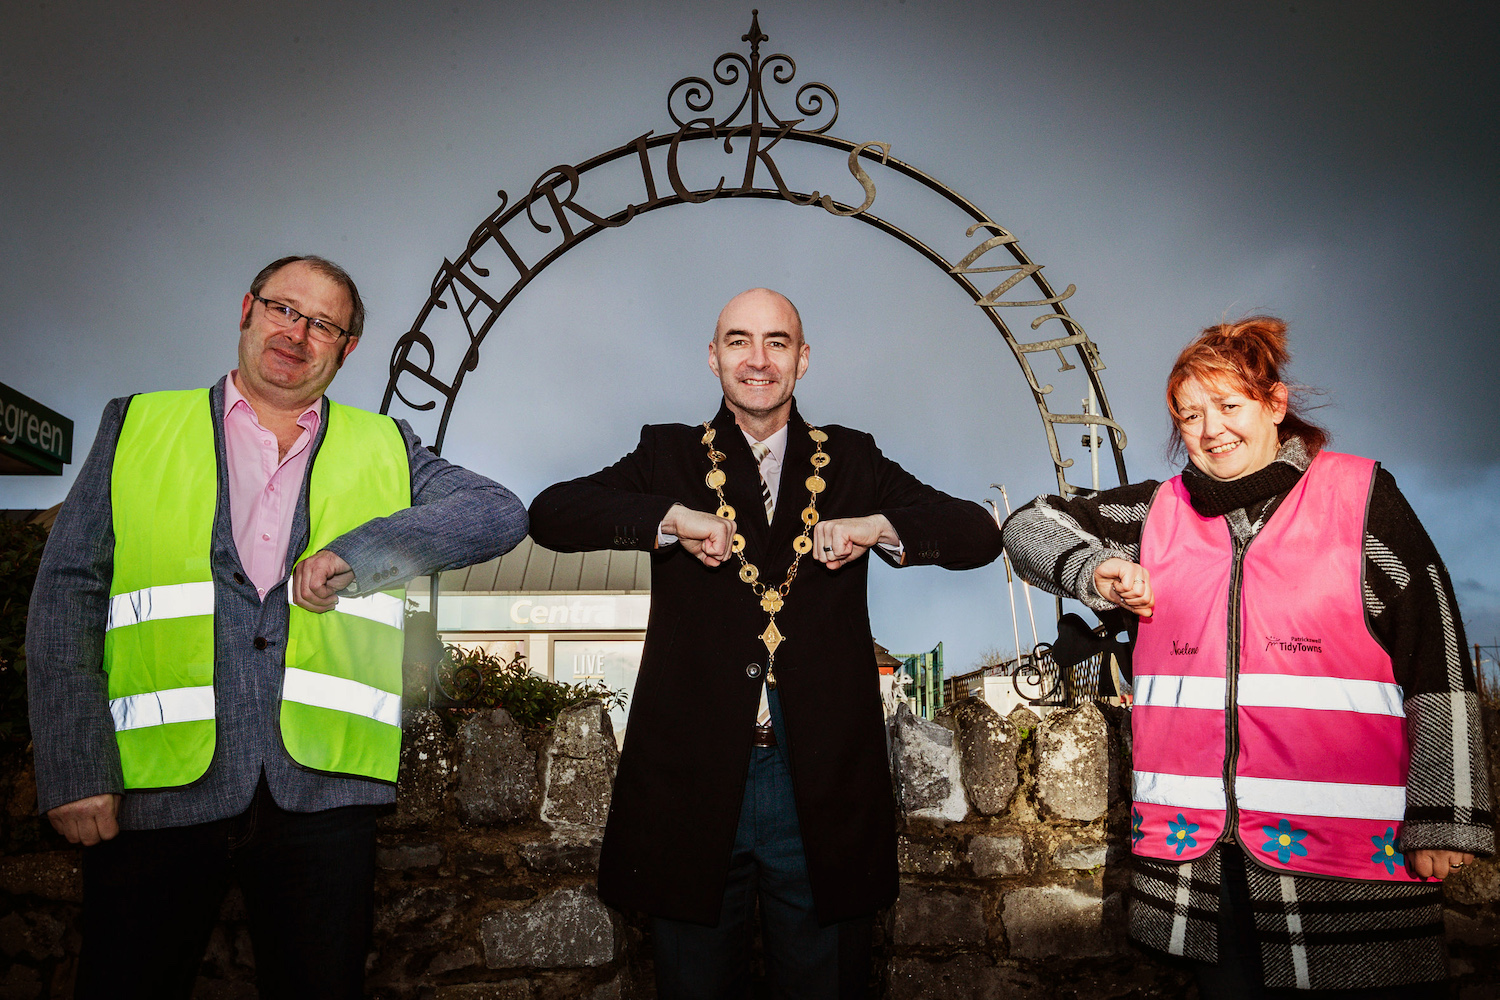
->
[752,722,777,747]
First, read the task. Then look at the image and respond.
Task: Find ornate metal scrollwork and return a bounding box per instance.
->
[433,648,529,707]
[1013,644,1106,708]
[668,9,838,134]
[382,8,1130,501]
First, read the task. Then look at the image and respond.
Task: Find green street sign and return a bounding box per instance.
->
[1,382,72,475]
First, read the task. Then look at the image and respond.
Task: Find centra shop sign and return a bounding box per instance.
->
[0,382,72,476]
[409,593,651,633]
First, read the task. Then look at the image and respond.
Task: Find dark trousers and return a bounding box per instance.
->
[75,777,381,1000]
[1192,849,1445,1000]
[652,696,872,1000]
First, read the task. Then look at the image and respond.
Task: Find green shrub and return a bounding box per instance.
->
[436,644,625,729]
[0,520,47,744]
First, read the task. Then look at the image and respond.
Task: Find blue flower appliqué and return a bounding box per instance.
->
[1166,814,1199,856]
[1370,827,1405,875]
[1261,819,1310,865]
[1131,809,1144,848]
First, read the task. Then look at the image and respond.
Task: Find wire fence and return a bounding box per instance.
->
[1015,644,1108,708]
[944,647,1111,710]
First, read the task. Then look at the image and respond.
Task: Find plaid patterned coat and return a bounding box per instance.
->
[1002,439,1493,989]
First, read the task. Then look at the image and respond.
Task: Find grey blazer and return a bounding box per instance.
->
[27,376,528,829]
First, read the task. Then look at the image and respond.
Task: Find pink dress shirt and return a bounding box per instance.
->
[223,372,321,599]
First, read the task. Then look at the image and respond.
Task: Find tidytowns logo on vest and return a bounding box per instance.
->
[1263,635,1324,654]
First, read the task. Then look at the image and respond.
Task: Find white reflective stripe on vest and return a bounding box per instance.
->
[110,685,216,731]
[282,666,401,728]
[105,582,215,632]
[1236,776,1406,821]
[1132,771,1228,810]
[1133,674,1226,710]
[1237,674,1405,718]
[336,592,405,630]
[286,589,405,631]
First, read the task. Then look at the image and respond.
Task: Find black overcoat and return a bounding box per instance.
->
[528,399,1002,924]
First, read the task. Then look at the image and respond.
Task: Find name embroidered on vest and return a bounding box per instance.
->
[1130,452,1420,883]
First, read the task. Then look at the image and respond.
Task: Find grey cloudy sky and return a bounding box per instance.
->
[3,0,1497,670]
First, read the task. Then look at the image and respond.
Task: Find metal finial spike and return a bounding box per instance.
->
[743,9,767,58]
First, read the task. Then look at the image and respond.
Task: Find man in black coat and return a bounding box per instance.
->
[529,288,1002,998]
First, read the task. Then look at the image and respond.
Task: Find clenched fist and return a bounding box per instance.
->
[661,504,736,568]
[1093,557,1154,617]
[292,549,355,613]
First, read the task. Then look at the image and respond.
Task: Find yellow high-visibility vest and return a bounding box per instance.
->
[104,388,410,788]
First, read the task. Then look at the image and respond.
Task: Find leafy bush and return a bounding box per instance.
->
[436,644,625,729]
[0,520,47,744]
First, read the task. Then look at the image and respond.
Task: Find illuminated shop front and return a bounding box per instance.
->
[410,536,651,741]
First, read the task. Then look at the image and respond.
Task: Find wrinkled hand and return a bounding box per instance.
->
[48,793,121,846]
[1411,849,1474,880]
[662,504,735,568]
[1094,558,1154,617]
[292,549,355,613]
[813,514,898,571]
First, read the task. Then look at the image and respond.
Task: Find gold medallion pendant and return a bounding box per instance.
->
[760,620,784,657]
[700,418,831,683]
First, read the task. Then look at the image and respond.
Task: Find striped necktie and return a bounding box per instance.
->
[750,441,775,728]
[749,441,775,523]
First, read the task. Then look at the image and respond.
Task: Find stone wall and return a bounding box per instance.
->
[3,699,1499,998]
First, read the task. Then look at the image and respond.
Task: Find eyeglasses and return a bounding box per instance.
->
[252,295,354,343]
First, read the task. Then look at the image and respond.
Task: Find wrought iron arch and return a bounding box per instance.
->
[382,9,1128,498]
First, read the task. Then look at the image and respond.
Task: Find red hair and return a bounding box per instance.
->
[1165,316,1328,459]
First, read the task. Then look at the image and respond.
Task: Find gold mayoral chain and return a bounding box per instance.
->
[701,420,832,689]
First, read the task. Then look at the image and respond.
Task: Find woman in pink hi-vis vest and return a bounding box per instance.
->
[1003,317,1492,997]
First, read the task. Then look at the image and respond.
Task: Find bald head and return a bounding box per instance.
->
[713,288,804,348]
[708,288,810,438]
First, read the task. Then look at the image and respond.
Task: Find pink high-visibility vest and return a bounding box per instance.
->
[1130,452,1419,882]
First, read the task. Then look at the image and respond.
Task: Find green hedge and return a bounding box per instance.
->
[436,644,626,728]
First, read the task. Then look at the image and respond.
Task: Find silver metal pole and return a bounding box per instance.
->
[996,485,1040,651]
[1086,384,1100,494]
[1002,553,1024,673]
[987,499,1025,673]
[427,573,442,709]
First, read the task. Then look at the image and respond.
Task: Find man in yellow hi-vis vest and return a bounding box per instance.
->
[27,256,528,1000]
